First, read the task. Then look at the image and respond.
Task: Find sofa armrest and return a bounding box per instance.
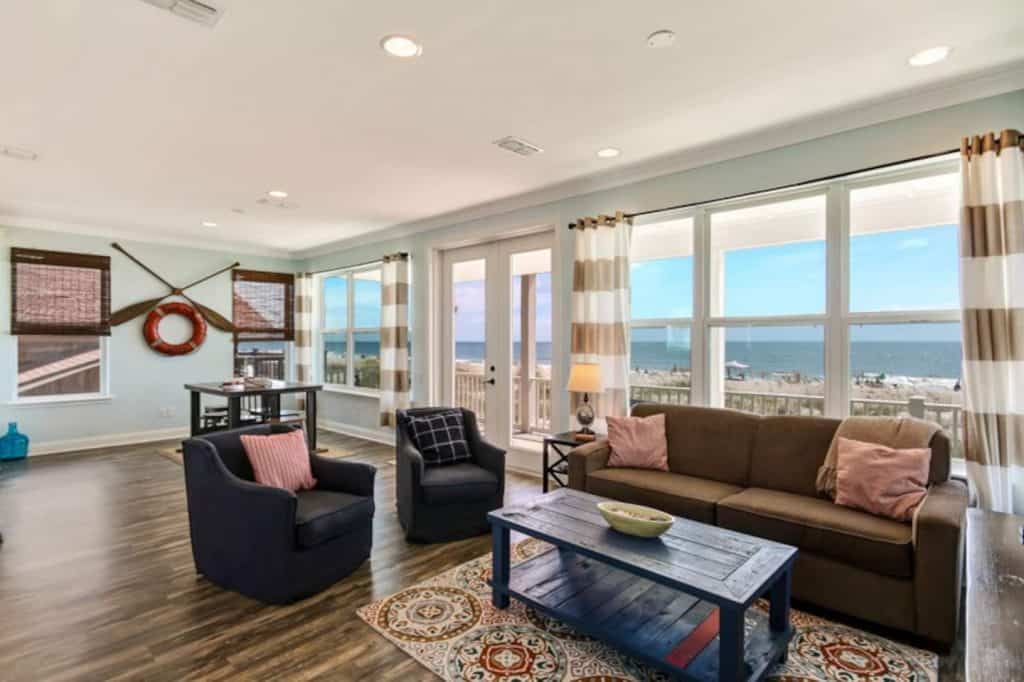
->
[913,479,968,648]
[568,439,611,491]
[310,455,377,497]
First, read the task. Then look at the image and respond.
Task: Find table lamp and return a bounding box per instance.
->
[567,362,603,435]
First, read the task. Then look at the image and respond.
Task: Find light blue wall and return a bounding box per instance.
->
[302,89,1024,434]
[0,228,295,452]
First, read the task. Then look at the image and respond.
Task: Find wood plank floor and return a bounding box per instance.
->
[0,431,965,681]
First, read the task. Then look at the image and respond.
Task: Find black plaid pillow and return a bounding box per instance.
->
[408,410,471,466]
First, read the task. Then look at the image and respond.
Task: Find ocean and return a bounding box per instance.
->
[328,340,962,380]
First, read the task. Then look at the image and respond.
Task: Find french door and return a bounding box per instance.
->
[441,232,554,453]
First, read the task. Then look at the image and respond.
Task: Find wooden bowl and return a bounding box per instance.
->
[597,501,674,538]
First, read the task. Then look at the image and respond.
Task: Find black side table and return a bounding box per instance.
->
[542,431,593,493]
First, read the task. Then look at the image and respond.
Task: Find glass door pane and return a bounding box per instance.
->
[452,258,488,431]
[510,248,552,438]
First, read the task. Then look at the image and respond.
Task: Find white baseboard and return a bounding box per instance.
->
[29,426,189,456]
[318,418,396,446]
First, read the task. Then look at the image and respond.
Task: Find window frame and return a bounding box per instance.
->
[12,335,111,405]
[316,263,383,395]
[628,155,961,420]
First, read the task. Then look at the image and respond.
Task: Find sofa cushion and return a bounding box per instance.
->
[294,490,374,549]
[717,488,914,579]
[421,462,499,505]
[749,416,840,498]
[586,468,743,525]
[631,404,758,486]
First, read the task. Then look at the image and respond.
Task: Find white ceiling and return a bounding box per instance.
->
[1,0,1022,255]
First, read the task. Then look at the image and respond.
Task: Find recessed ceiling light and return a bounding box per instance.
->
[908,46,952,67]
[596,147,621,159]
[380,34,423,58]
[267,189,289,199]
[646,30,676,48]
[201,220,218,228]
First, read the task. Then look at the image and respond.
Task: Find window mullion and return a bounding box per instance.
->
[346,273,355,386]
[692,208,709,406]
[825,181,846,418]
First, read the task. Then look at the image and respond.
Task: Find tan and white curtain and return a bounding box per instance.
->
[959,129,1024,513]
[379,253,411,427]
[294,272,314,408]
[571,211,631,425]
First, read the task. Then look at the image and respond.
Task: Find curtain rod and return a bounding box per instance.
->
[567,147,959,228]
[306,252,409,276]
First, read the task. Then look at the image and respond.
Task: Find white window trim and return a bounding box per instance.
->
[11,336,112,405]
[628,156,962,421]
[316,262,383,394]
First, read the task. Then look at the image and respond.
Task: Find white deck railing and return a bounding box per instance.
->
[453,374,962,453]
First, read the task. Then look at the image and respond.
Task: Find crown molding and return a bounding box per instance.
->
[295,61,1024,261]
[0,212,296,260]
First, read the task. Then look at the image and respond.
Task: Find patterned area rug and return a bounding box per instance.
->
[357,539,937,681]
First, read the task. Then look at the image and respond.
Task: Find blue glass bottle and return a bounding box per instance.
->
[0,422,29,460]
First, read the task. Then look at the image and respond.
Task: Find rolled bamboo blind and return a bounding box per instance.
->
[11,248,111,336]
[232,269,295,341]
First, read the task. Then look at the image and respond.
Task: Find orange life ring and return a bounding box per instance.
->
[143,302,207,356]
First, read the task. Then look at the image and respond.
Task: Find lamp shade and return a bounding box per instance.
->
[567,363,603,393]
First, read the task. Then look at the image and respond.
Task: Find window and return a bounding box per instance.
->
[232,269,294,380]
[11,248,111,400]
[847,171,963,451]
[622,156,963,454]
[706,195,827,415]
[629,217,694,406]
[319,267,382,390]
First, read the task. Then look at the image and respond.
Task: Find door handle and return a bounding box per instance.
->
[485,378,496,385]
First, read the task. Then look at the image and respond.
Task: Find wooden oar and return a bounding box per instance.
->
[110,296,168,325]
[184,295,235,332]
[179,262,240,292]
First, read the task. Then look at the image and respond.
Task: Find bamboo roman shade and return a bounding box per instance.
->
[232,269,295,340]
[11,248,111,336]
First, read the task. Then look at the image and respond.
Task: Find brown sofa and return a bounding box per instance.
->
[568,403,968,649]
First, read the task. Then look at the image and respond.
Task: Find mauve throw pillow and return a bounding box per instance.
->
[606,413,669,471]
[240,429,317,492]
[835,436,930,522]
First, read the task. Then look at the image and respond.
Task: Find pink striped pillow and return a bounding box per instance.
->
[240,429,316,492]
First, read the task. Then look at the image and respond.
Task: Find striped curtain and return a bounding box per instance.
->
[379,253,411,427]
[294,272,314,408]
[959,129,1024,513]
[571,211,631,425]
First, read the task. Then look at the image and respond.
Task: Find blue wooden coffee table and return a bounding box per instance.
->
[488,488,797,681]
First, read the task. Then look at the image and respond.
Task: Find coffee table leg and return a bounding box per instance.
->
[769,566,793,662]
[491,524,510,609]
[719,606,745,682]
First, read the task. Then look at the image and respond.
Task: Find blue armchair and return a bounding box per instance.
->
[182,424,375,604]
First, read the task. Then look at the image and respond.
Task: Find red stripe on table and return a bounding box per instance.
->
[665,608,719,670]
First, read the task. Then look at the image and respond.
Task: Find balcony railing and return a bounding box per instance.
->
[235,353,285,380]
[452,374,962,453]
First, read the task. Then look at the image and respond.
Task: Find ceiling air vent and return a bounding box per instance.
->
[493,136,544,157]
[140,0,223,27]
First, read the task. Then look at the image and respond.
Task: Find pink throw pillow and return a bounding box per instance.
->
[606,413,669,471]
[240,429,317,492]
[834,436,930,522]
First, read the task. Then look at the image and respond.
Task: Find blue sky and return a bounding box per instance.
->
[631,224,960,342]
[324,276,382,329]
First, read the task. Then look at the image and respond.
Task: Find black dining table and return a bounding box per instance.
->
[184,382,323,450]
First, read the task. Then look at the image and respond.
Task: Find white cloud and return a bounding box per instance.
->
[899,237,929,250]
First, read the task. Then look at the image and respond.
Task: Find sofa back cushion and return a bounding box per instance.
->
[631,403,758,486]
[750,416,841,497]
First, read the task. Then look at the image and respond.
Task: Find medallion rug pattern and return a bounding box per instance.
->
[357,539,937,681]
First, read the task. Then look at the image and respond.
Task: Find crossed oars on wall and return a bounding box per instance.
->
[110,242,237,332]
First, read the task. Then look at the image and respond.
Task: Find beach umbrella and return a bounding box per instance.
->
[725,360,749,369]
